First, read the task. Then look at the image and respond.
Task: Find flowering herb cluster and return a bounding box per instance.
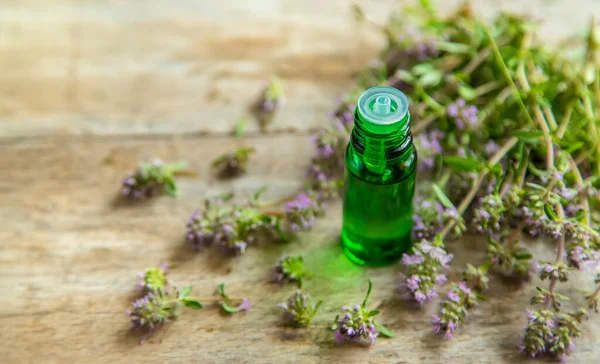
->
[119,1,600,357]
[127,266,250,341]
[398,236,453,304]
[212,147,255,178]
[127,267,204,341]
[254,77,286,128]
[121,160,188,200]
[306,1,600,358]
[273,255,312,287]
[331,280,394,345]
[185,188,324,254]
[277,290,322,327]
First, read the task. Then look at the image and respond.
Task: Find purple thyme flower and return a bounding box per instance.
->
[127,288,182,336]
[212,147,255,177]
[411,195,445,239]
[334,306,379,345]
[520,309,567,358]
[186,194,273,254]
[484,141,500,156]
[136,262,170,293]
[447,99,479,130]
[258,77,285,113]
[278,290,322,327]
[333,280,391,345]
[398,238,453,305]
[432,281,479,340]
[416,129,444,173]
[567,244,600,270]
[273,255,312,286]
[121,159,184,200]
[329,100,356,129]
[186,197,227,250]
[285,192,324,232]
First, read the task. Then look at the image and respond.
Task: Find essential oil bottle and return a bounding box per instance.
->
[341,86,417,266]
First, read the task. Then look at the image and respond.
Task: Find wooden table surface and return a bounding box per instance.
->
[2,1,600,363]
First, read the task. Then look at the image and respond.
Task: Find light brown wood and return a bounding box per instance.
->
[2,1,600,363]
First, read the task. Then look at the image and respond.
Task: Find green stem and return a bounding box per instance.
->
[439,136,519,239]
[567,154,591,226]
[505,220,527,252]
[483,24,535,127]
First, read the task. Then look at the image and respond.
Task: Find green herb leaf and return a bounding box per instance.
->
[178,286,193,299]
[514,130,543,144]
[164,177,178,197]
[373,322,395,338]
[181,298,204,309]
[368,310,380,317]
[253,186,268,200]
[330,315,339,331]
[458,85,477,101]
[564,141,585,153]
[220,302,243,313]
[395,70,414,83]
[419,70,443,87]
[214,283,229,299]
[544,204,559,221]
[432,183,455,209]
[443,156,485,172]
[436,41,472,54]
[512,252,533,260]
[233,118,247,137]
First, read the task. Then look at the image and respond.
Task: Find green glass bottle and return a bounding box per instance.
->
[341,86,417,266]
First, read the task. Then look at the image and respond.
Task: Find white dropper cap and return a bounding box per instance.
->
[357,86,409,134]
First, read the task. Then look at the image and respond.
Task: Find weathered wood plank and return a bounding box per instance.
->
[0,136,598,363]
[1,0,598,137]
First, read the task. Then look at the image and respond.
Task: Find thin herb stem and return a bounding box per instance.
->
[413,109,446,134]
[587,285,600,305]
[567,154,591,226]
[483,24,535,127]
[439,136,519,239]
[461,48,491,74]
[505,220,527,252]
[556,102,574,139]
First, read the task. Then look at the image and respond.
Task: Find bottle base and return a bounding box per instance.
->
[341,230,410,267]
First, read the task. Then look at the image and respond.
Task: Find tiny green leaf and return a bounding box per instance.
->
[178,286,193,299]
[436,41,472,54]
[181,298,204,309]
[373,322,395,338]
[458,85,478,101]
[443,156,485,172]
[214,283,229,299]
[433,183,455,209]
[419,70,443,87]
[233,118,247,137]
[367,310,380,317]
[395,70,414,83]
[512,252,533,260]
[514,130,543,144]
[330,315,339,331]
[220,302,242,313]
[544,204,559,221]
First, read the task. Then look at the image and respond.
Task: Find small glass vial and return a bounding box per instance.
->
[341,86,417,266]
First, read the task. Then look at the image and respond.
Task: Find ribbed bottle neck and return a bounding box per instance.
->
[350,108,413,161]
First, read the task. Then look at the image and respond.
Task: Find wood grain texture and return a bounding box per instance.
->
[1,0,599,137]
[1,0,600,363]
[1,135,599,363]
